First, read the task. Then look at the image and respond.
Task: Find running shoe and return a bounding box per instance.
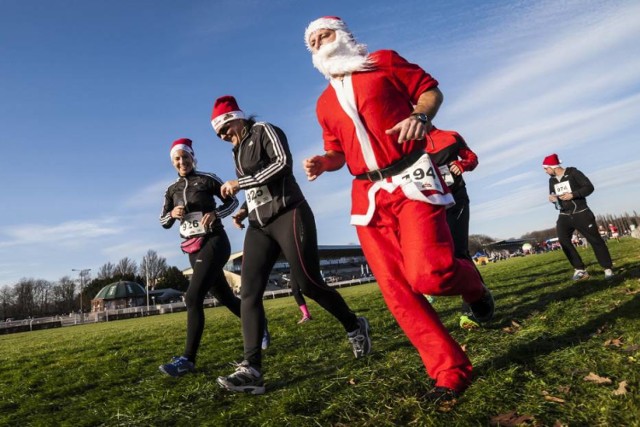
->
[347,316,372,359]
[159,356,195,377]
[604,269,615,280]
[459,315,480,330]
[461,284,495,326]
[425,386,460,403]
[425,386,460,412]
[572,269,590,281]
[297,315,312,324]
[262,320,271,350]
[216,360,265,395]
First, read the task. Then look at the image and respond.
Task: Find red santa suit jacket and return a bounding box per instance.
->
[315,50,453,225]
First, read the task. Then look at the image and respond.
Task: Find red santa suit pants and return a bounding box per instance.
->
[355,187,485,391]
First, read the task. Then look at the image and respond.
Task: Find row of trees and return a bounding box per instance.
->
[0,250,189,321]
[4,212,636,321]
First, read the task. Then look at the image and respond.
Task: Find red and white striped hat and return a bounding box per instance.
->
[211,95,245,134]
[304,16,350,51]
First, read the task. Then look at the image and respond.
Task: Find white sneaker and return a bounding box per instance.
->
[572,269,589,281]
[604,269,615,279]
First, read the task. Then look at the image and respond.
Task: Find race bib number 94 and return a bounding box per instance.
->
[554,181,572,196]
[391,154,443,193]
[246,185,273,212]
[180,212,205,238]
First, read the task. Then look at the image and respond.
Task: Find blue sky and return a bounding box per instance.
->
[1,0,639,285]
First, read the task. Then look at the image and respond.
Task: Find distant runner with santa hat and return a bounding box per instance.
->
[302,16,495,407]
[210,95,371,395]
[543,153,615,280]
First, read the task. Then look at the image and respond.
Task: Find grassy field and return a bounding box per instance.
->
[1,239,639,426]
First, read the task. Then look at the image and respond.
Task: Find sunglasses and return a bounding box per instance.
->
[217,124,231,140]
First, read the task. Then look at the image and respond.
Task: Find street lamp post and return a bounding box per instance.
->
[72,268,91,322]
[145,264,150,311]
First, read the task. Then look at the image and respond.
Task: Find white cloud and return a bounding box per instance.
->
[0,218,122,248]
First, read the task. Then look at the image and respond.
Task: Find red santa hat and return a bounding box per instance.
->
[170,138,195,159]
[542,153,562,168]
[211,95,245,134]
[304,16,351,51]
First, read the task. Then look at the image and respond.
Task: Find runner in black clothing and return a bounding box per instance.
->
[543,153,615,280]
[210,95,371,395]
[158,138,269,377]
[425,127,487,329]
[426,127,478,260]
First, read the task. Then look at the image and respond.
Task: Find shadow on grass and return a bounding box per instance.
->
[476,293,640,372]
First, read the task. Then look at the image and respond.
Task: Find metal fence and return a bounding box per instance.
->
[0,276,376,335]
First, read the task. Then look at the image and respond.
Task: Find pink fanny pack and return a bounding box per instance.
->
[180,236,204,254]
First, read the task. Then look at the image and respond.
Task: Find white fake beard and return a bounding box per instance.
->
[312,31,374,80]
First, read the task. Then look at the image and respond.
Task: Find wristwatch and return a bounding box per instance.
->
[411,113,429,124]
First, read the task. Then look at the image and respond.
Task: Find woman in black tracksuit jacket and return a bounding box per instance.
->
[210,96,370,395]
[158,137,250,377]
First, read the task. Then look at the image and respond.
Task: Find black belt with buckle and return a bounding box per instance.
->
[354,150,425,182]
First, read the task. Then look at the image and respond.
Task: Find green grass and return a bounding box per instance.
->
[1,239,639,426]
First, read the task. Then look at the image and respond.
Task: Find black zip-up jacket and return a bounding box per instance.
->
[548,167,594,214]
[160,170,238,235]
[233,121,305,227]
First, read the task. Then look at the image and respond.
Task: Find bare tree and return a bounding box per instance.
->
[96,262,116,280]
[32,279,53,316]
[468,234,497,255]
[14,278,36,318]
[140,250,168,290]
[0,285,14,320]
[114,258,138,278]
[53,276,77,314]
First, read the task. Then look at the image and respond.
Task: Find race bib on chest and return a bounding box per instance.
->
[391,154,443,193]
[246,185,273,212]
[180,212,205,238]
[438,165,455,186]
[554,181,572,196]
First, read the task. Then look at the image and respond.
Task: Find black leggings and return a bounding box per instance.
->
[290,280,307,307]
[446,196,470,260]
[556,209,613,270]
[184,230,240,362]
[240,201,359,368]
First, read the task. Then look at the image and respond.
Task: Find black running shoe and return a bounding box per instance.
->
[347,316,372,359]
[461,284,495,325]
[425,386,460,412]
[425,386,460,403]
